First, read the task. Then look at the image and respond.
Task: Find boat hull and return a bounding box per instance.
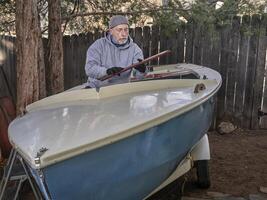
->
[31,97,214,200]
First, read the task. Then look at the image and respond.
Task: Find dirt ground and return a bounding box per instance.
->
[183,130,267,198]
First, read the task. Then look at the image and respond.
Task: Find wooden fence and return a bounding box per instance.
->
[1,14,267,130]
[0,36,16,101]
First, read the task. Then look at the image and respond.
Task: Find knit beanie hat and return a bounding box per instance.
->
[109,15,129,29]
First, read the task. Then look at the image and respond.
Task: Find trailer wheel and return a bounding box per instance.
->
[195,160,210,189]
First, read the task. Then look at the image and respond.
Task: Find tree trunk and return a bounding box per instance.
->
[15,0,46,114]
[47,0,64,95]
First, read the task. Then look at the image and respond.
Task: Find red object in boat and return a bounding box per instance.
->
[130,71,183,82]
[0,96,16,158]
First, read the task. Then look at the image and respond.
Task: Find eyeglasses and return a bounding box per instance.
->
[113,27,129,33]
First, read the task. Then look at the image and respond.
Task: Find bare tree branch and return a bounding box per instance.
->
[62,7,188,21]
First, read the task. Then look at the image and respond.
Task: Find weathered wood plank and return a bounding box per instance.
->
[210,29,221,72]
[80,32,94,85]
[225,16,240,117]
[167,29,178,64]
[0,35,9,98]
[94,31,102,40]
[0,36,16,101]
[217,24,231,121]
[202,30,212,67]
[129,28,134,40]
[10,37,17,100]
[83,32,94,82]
[192,25,202,65]
[185,20,194,63]
[134,27,143,52]
[72,34,81,87]
[253,35,267,129]
[202,28,221,70]
[253,15,267,129]
[159,27,168,65]
[0,36,8,98]
[151,26,159,65]
[243,15,261,129]
[76,33,87,85]
[202,30,220,129]
[234,15,250,127]
[143,26,151,60]
[177,25,185,63]
[63,35,72,90]
[6,36,16,101]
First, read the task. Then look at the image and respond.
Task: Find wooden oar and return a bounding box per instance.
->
[98,50,171,81]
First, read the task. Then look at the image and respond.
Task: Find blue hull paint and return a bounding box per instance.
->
[32,98,214,200]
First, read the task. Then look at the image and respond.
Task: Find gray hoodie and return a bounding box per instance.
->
[84,32,144,88]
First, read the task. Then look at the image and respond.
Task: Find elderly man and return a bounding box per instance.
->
[84,15,146,88]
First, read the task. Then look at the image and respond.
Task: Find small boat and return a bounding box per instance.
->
[8,63,221,200]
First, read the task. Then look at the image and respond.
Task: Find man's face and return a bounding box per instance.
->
[110,24,129,44]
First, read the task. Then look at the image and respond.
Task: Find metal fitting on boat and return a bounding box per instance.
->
[34,147,48,166]
[36,147,48,157]
[194,83,206,93]
[34,157,41,167]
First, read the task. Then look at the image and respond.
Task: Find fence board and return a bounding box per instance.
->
[243,15,261,129]
[226,16,240,117]
[192,25,202,65]
[253,36,267,129]
[0,36,16,101]
[167,29,178,64]
[72,34,82,87]
[82,32,94,83]
[210,31,221,72]
[253,15,267,129]
[8,36,16,101]
[235,15,250,127]
[202,30,212,67]
[185,21,193,63]
[63,35,73,89]
[0,36,9,98]
[94,31,102,40]
[202,30,221,128]
[129,28,134,39]
[177,25,185,63]
[134,27,143,51]
[159,27,168,65]
[217,25,230,120]
[76,33,87,84]
[143,26,151,60]
[151,26,159,65]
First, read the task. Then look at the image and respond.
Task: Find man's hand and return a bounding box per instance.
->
[135,59,146,73]
[106,67,123,75]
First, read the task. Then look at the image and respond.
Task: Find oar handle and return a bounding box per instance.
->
[98,50,171,81]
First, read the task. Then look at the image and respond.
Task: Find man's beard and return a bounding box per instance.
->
[118,38,127,44]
